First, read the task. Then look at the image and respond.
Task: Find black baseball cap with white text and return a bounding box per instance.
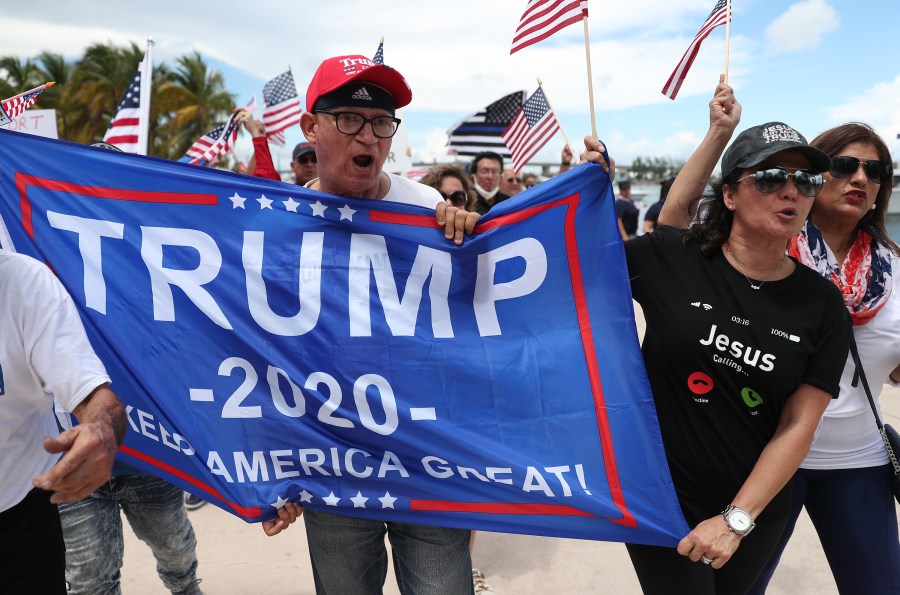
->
[721,122,831,180]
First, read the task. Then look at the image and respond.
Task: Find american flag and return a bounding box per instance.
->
[180,112,241,166]
[501,87,560,174]
[446,91,526,158]
[0,82,55,127]
[103,60,150,153]
[373,40,384,65]
[262,70,302,146]
[661,0,730,100]
[510,0,588,55]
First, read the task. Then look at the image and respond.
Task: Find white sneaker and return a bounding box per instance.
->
[472,568,496,594]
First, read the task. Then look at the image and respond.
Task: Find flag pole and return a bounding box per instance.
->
[582,15,597,137]
[138,37,154,156]
[723,0,732,83]
[3,81,55,102]
[537,78,572,153]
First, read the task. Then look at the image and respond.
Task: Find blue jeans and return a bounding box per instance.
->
[59,475,200,595]
[748,465,900,595]
[304,509,473,595]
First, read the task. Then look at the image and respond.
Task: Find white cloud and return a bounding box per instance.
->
[824,75,900,155]
[6,1,893,169]
[764,0,839,53]
[416,128,451,165]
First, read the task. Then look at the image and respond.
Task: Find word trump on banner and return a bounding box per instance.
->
[0,129,689,546]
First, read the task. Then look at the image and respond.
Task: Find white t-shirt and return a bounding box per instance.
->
[0,251,110,512]
[381,172,442,208]
[305,172,442,209]
[803,253,900,470]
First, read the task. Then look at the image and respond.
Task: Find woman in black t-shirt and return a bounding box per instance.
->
[581,96,850,593]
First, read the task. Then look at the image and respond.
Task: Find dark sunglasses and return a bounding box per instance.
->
[295,155,317,165]
[440,190,468,206]
[736,167,824,198]
[506,176,521,184]
[830,156,892,185]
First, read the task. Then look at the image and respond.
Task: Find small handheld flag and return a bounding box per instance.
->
[661,0,730,100]
[262,71,303,148]
[501,87,561,174]
[510,0,588,55]
[446,91,526,158]
[0,82,55,127]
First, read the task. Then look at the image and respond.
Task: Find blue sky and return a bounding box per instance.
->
[5,0,900,172]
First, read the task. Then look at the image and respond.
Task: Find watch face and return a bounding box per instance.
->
[728,510,752,531]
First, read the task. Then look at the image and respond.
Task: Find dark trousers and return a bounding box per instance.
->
[0,487,67,594]
[749,465,900,595]
[626,510,788,595]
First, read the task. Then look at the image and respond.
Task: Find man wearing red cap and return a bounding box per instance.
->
[293,54,477,594]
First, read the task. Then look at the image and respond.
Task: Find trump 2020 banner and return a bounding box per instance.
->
[0,129,689,546]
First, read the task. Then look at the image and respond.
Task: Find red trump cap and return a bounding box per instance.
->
[305,55,412,113]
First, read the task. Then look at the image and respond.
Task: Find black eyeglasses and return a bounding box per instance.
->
[314,110,401,138]
[830,156,892,185]
[505,176,521,184]
[736,167,824,197]
[440,191,468,207]
[295,155,317,165]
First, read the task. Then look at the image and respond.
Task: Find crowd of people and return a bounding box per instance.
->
[2,48,898,595]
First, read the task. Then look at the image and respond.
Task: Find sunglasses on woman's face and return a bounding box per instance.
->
[441,191,468,206]
[736,167,824,198]
[829,156,892,185]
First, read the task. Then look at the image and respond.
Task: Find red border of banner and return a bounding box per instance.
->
[371,196,636,528]
[14,172,218,238]
[15,174,635,527]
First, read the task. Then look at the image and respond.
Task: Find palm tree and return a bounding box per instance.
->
[155,51,235,159]
[35,51,73,139]
[67,42,145,144]
[0,56,42,99]
[3,43,241,162]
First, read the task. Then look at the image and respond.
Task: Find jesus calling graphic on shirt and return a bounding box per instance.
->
[699,324,776,372]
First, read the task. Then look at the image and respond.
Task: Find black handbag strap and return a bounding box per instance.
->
[849,335,900,474]
[849,335,885,430]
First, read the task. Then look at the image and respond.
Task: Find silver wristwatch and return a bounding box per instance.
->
[722,504,756,537]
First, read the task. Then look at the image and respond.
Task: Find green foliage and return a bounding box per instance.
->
[628,155,685,182]
[0,42,237,160]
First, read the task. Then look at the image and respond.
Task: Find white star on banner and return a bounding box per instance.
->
[310,200,328,217]
[283,197,300,212]
[338,205,357,221]
[299,490,313,503]
[271,495,290,509]
[379,492,397,509]
[350,491,369,508]
[257,195,273,210]
[229,192,247,209]
[322,492,341,506]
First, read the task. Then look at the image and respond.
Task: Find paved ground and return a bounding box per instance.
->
[119,303,900,593]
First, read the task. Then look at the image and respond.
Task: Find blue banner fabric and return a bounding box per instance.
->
[0,129,689,546]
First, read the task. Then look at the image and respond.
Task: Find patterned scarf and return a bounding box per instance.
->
[788,220,893,326]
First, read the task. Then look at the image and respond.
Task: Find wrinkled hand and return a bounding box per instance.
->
[34,421,119,503]
[709,75,741,135]
[579,136,616,180]
[436,202,480,246]
[676,515,742,570]
[261,502,303,537]
[234,108,266,138]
